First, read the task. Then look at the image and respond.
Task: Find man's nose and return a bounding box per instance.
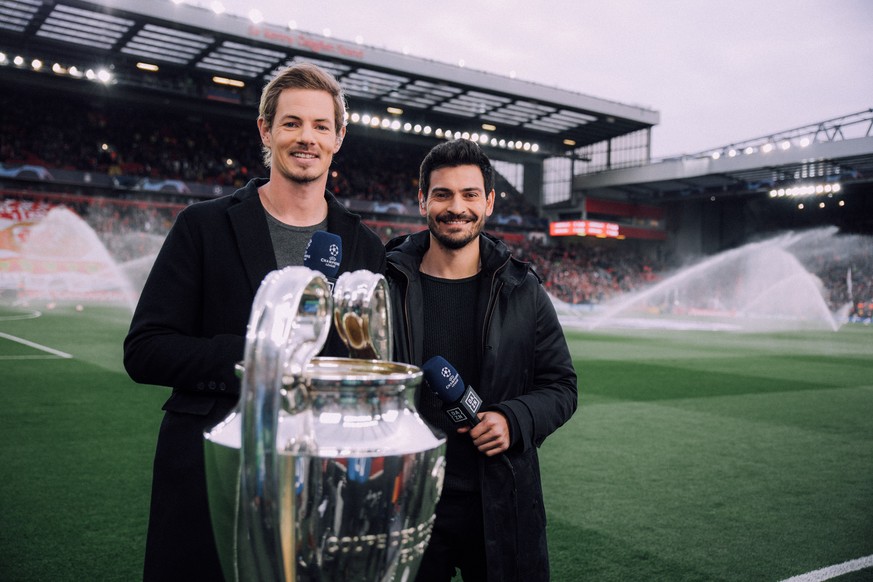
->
[446,194,465,213]
[298,123,316,144]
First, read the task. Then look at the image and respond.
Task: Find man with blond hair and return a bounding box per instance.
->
[125,62,385,581]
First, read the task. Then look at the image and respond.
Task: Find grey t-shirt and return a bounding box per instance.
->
[264,211,328,268]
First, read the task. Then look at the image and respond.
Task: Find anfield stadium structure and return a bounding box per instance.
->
[2,0,872,258]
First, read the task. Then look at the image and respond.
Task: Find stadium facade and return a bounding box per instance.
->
[2,0,871,257]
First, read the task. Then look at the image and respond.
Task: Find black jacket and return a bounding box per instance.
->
[124,177,386,582]
[385,230,577,582]
[125,177,386,408]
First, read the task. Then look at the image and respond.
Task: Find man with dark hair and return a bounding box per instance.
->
[385,139,578,581]
[124,62,385,581]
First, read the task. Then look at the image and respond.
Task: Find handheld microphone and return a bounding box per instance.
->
[421,356,482,427]
[303,231,342,288]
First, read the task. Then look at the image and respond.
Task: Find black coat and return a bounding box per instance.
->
[385,230,578,582]
[124,178,386,581]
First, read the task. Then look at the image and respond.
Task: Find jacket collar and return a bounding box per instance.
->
[228,178,364,294]
[386,230,532,286]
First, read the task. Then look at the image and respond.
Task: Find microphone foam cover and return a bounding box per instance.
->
[304,231,342,278]
[421,355,466,403]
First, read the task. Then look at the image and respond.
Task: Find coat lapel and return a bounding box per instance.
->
[227,183,277,295]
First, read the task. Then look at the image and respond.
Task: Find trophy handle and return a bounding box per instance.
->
[238,267,332,582]
[332,270,393,360]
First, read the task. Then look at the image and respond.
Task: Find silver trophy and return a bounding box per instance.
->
[204,267,446,582]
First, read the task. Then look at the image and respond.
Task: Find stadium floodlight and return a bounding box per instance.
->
[31,59,43,71]
[422,126,432,135]
[69,66,82,78]
[762,143,774,153]
[780,140,791,150]
[97,69,112,84]
[728,149,737,157]
[482,123,496,131]
[14,55,24,66]
[136,62,159,72]
[386,107,403,115]
[213,76,244,88]
[744,146,754,155]
[52,63,65,74]
[288,20,297,30]
[711,151,721,160]
[323,28,332,38]
[0,52,6,64]
[800,137,811,147]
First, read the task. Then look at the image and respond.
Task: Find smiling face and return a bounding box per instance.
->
[257,88,345,186]
[420,164,495,250]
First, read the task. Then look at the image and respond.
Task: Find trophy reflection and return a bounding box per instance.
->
[204,267,446,581]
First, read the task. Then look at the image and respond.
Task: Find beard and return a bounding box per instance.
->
[427,211,483,250]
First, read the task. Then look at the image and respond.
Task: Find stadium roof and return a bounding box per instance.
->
[0,0,659,157]
[572,109,873,202]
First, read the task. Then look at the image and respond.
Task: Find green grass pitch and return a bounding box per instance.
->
[1,304,871,581]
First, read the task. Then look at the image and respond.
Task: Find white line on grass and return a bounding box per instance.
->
[0,332,72,359]
[780,555,873,582]
[0,310,42,321]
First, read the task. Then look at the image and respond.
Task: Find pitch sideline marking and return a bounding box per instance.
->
[780,554,873,582]
[0,332,73,359]
[0,309,42,321]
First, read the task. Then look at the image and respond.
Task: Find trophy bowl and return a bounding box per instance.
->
[204,268,446,582]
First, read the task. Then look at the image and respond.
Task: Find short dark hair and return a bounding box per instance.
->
[419,139,494,197]
[258,62,347,167]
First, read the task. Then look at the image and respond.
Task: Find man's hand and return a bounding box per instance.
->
[458,411,510,456]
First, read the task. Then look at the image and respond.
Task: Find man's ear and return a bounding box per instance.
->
[418,191,427,217]
[485,189,496,217]
[257,117,271,148]
[334,125,347,153]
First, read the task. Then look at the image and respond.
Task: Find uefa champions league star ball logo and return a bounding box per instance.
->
[441,367,451,378]
[324,243,340,270]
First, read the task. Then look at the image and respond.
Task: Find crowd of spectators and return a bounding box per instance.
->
[513,238,664,305]
[3,84,872,319]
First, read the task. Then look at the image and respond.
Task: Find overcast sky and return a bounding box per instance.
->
[214,0,872,159]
